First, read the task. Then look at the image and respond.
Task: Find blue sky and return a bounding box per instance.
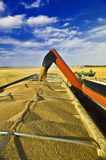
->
[0,0,106,66]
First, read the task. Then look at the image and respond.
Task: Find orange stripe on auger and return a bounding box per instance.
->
[82,86,106,107]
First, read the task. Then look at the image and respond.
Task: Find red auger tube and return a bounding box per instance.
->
[50,49,106,107]
[50,49,82,91]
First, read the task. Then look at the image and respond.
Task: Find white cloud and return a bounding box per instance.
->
[21,0,41,9]
[21,0,49,9]
[72,26,79,29]
[0,37,46,48]
[42,24,106,65]
[0,37,21,45]
[0,18,106,66]
[98,17,106,22]
[54,38,106,65]
[88,25,106,39]
[34,26,81,41]
[66,18,73,21]
[0,15,25,29]
[27,15,57,26]
[0,1,5,11]
[34,27,67,39]
[0,48,46,66]
[63,23,70,27]
[0,14,57,31]
[58,37,85,49]
[55,25,106,52]
[46,38,64,46]
[22,41,45,47]
[90,29,106,38]
[89,25,106,33]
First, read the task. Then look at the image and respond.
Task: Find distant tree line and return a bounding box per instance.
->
[84,65,106,67]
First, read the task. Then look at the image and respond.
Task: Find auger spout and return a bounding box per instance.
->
[39,49,82,91]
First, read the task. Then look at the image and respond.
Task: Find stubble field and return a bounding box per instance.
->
[0,66,106,86]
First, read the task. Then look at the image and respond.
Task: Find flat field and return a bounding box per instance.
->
[0,66,106,86]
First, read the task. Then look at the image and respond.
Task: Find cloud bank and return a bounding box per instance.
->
[0,12,106,66]
[0,1,5,11]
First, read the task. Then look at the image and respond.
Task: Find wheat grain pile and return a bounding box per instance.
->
[0,74,101,160]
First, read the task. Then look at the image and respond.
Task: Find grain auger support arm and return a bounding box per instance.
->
[39,49,82,91]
